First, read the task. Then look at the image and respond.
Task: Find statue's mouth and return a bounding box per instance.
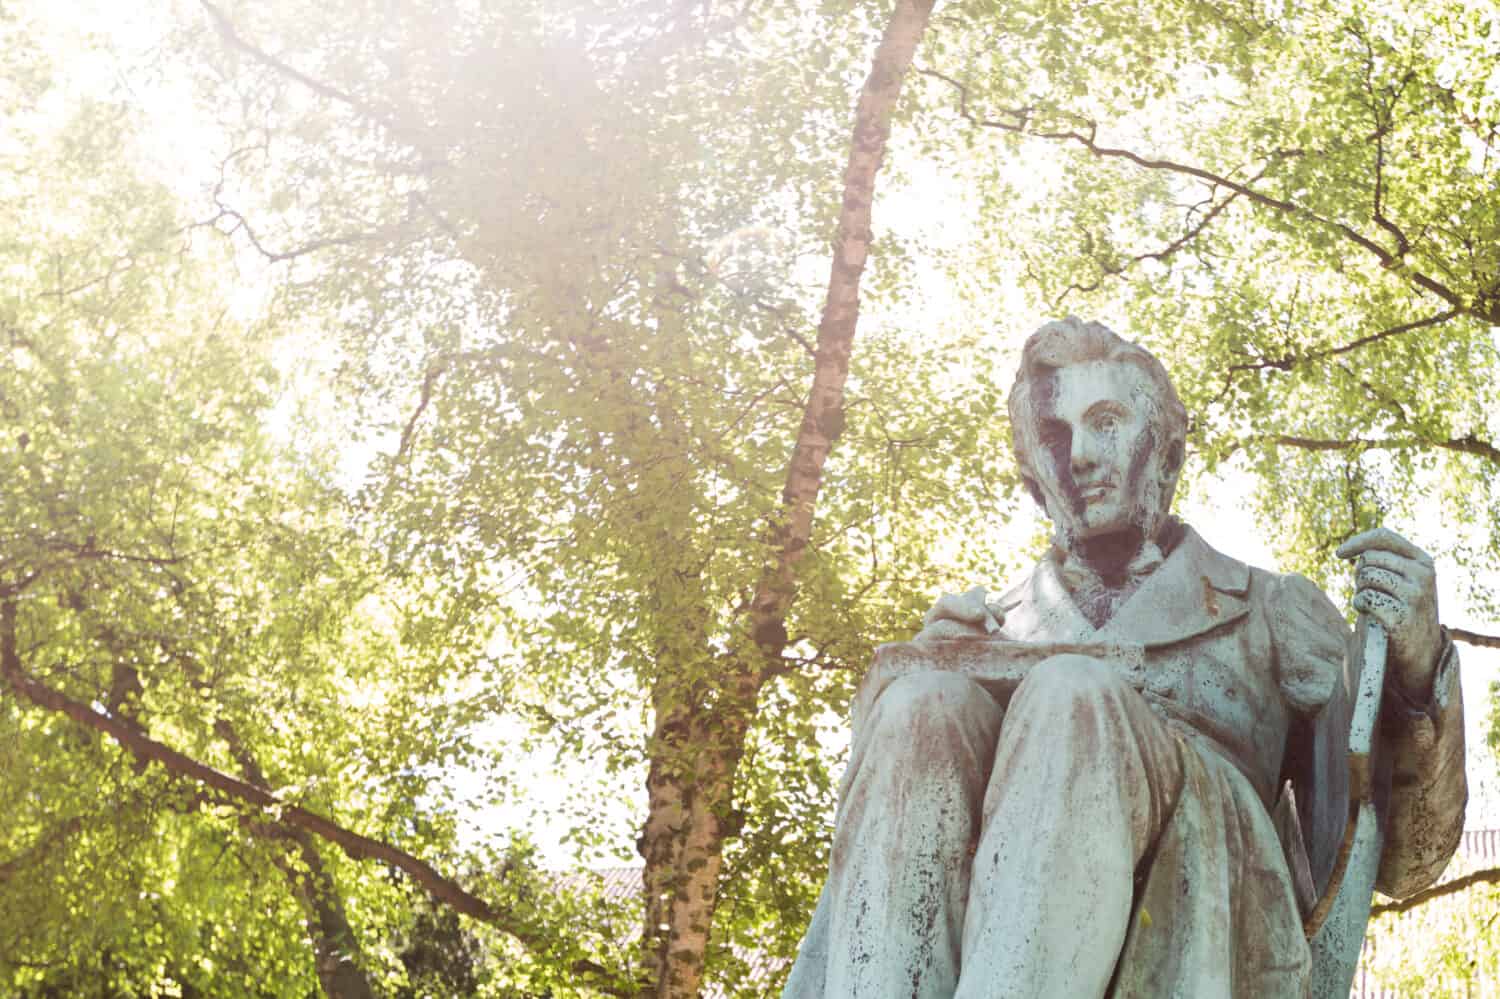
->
[1078,482,1114,503]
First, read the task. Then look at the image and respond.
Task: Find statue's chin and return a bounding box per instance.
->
[1042,475,1172,569]
[1054,517,1159,584]
[1074,525,1144,564]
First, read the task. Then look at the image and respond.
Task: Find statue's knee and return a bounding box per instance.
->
[865,672,994,746]
[1018,653,1126,707]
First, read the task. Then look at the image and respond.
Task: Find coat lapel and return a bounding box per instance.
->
[1097,526,1250,647]
[996,526,1251,648]
[994,558,1096,643]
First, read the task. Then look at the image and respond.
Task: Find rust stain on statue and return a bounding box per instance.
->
[1202,575,1220,616]
[1070,695,1103,762]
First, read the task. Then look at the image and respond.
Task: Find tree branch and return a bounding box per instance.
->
[1222,309,1459,382]
[1266,434,1382,452]
[1257,431,1500,466]
[1049,186,1249,308]
[745,0,938,671]
[638,6,937,995]
[195,207,379,265]
[1449,628,1500,650]
[0,788,219,883]
[1372,866,1500,915]
[198,1,395,131]
[0,599,639,997]
[0,815,88,883]
[920,70,1496,324]
[395,362,441,464]
[1350,23,1416,263]
[1435,433,1500,465]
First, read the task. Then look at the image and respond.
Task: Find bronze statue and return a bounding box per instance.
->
[785,317,1465,998]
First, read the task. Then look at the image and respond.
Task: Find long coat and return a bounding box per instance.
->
[790,525,1466,996]
[985,526,1466,901]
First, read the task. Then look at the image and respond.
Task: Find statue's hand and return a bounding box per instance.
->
[917,586,1004,640]
[1336,527,1442,698]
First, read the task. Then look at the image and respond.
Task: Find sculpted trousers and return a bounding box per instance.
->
[815,655,1185,998]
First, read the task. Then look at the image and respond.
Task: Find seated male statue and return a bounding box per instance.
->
[783,317,1466,998]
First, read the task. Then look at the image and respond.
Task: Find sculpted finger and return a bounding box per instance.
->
[942,592,988,623]
[967,587,1006,634]
[1336,527,1432,565]
[1356,549,1429,582]
[920,618,986,640]
[1351,588,1405,632]
[960,585,996,606]
[1355,565,1418,602]
[924,593,970,627]
[924,589,992,627]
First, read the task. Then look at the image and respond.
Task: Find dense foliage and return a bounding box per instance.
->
[1,0,1497,996]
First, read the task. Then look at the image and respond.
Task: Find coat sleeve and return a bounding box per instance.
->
[1376,633,1467,898]
[1268,571,1466,902]
[1268,572,1353,899]
[1268,573,1346,718]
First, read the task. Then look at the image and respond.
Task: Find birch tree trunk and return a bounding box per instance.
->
[639,2,937,994]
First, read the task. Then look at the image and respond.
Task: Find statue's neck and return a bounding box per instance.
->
[1064,516,1183,582]
[1072,528,1147,588]
[1054,518,1185,630]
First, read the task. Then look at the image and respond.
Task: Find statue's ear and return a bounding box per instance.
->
[1022,476,1046,509]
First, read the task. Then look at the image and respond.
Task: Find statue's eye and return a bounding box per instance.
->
[1038,419,1070,452]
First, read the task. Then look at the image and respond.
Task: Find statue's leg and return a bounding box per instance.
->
[815,671,1003,999]
[955,654,1183,999]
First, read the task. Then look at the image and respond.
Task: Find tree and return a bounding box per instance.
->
[176,1,1013,993]
[0,14,574,996]
[7,0,1022,994]
[7,0,1500,995]
[916,0,1500,602]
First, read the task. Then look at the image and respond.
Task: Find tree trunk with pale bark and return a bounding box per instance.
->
[637,2,937,994]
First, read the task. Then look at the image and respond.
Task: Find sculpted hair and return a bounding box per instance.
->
[1007,316,1188,508]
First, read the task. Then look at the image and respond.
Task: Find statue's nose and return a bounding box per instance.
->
[1071,431,1099,474]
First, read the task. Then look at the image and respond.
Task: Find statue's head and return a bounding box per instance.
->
[1008,317,1187,554]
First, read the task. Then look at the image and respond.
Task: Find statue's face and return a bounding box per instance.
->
[1031,360,1166,543]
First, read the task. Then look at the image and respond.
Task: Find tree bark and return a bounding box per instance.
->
[274,836,377,999]
[641,688,747,999]
[638,2,936,995]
